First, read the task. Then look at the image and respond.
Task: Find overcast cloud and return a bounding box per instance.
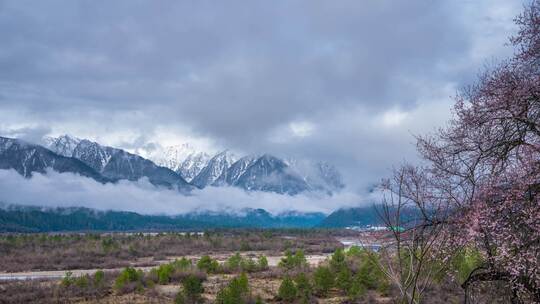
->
[0,0,525,209]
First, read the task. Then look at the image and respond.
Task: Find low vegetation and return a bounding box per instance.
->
[0,229,346,272]
[2,230,528,304]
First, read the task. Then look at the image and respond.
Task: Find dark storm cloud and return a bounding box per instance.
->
[0,0,522,191]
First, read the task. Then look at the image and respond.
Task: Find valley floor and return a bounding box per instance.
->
[0,252,330,281]
[0,230,472,303]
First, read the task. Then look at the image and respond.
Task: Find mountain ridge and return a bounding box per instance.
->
[0,136,108,183]
[2,134,345,196]
[45,135,192,191]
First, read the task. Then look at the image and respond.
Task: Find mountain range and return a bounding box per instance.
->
[40,135,344,195]
[0,135,356,230]
[43,135,193,191]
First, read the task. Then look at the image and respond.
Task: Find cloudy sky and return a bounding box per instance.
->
[0,0,524,196]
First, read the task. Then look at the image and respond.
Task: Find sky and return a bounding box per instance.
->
[0,0,527,213]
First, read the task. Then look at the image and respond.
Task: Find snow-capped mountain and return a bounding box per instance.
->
[149,144,211,182]
[45,135,192,190]
[135,140,345,195]
[3,135,345,196]
[233,154,310,195]
[152,144,194,172]
[210,155,344,195]
[212,154,259,186]
[43,135,81,157]
[0,136,106,182]
[191,150,236,188]
[178,152,211,182]
[72,139,115,172]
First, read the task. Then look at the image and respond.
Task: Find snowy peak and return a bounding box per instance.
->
[43,135,192,190]
[0,136,105,181]
[212,154,344,195]
[153,143,195,172]
[234,154,310,195]
[213,154,259,186]
[40,135,344,195]
[149,144,211,182]
[72,139,113,172]
[44,135,81,157]
[179,152,211,182]
[191,150,236,188]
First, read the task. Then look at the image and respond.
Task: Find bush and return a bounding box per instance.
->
[348,276,367,300]
[295,272,313,303]
[197,255,219,273]
[175,291,187,304]
[346,245,364,257]
[93,270,105,287]
[258,255,269,270]
[335,267,352,292]
[60,269,110,298]
[227,253,243,271]
[279,249,307,270]
[114,267,144,293]
[61,271,74,287]
[216,273,250,304]
[157,263,175,284]
[179,274,204,303]
[74,274,90,288]
[278,277,297,302]
[224,253,264,273]
[172,257,193,270]
[356,253,384,290]
[313,266,334,296]
[330,248,347,272]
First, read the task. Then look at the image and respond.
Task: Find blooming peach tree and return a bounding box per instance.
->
[382,1,540,302]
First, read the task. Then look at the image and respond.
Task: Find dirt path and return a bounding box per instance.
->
[0,253,329,281]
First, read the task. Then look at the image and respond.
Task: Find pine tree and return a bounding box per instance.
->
[313,266,334,296]
[278,276,298,302]
[294,272,313,303]
[335,267,352,293]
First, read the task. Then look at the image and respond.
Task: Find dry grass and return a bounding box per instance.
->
[0,230,346,273]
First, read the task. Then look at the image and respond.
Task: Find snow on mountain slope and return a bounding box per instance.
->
[72,139,114,172]
[149,144,211,182]
[0,136,106,182]
[191,150,236,188]
[213,154,259,186]
[45,135,192,190]
[43,135,344,195]
[43,135,81,157]
[234,154,310,195]
[152,144,194,172]
[178,152,211,182]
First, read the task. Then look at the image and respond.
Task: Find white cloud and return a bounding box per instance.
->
[380,109,409,127]
[289,121,315,137]
[0,169,374,215]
